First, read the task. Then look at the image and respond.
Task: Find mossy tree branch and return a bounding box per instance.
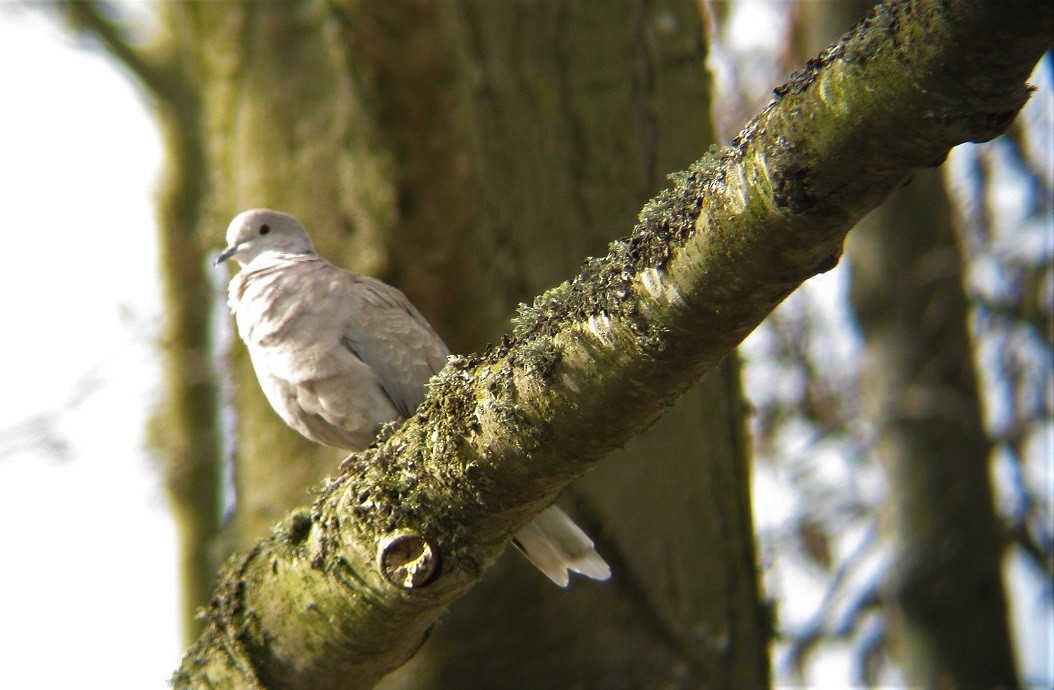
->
[174,1,1051,687]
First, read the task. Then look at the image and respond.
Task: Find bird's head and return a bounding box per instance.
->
[215,209,316,267]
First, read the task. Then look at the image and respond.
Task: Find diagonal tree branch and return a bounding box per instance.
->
[174,0,1052,687]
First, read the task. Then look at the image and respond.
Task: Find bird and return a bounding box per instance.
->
[215,208,611,587]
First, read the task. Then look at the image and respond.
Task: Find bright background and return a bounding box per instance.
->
[0,7,180,687]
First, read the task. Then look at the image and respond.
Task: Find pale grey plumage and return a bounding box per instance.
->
[217,208,610,587]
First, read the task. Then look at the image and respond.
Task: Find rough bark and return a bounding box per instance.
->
[334,0,501,354]
[167,1,1050,687]
[366,3,767,686]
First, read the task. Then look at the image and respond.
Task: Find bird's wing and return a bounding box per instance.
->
[341,275,451,418]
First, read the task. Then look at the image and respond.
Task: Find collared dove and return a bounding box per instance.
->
[216,208,610,587]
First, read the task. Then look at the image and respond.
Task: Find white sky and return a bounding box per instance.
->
[0,8,179,688]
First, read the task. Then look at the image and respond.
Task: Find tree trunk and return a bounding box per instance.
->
[59,0,226,641]
[800,2,1020,684]
[174,1,401,548]
[848,170,1018,686]
[375,2,768,686]
[70,0,768,684]
[154,102,225,646]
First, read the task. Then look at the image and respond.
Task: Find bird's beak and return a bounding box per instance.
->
[214,244,238,266]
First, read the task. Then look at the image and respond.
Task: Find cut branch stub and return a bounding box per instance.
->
[378,532,439,588]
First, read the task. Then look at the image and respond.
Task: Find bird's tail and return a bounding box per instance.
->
[513,505,611,587]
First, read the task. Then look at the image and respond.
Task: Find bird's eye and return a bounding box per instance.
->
[259,224,271,235]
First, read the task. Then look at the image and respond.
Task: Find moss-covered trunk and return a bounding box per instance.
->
[150,0,766,684]
[173,2,399,549]
[374,5,768,685]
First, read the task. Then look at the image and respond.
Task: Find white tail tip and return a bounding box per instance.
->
[513,505,611,587]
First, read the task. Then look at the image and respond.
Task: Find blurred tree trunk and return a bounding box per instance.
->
[66,0,768,685]
[848,173,1017,686]
[59,1,225,643]
[801,3,1019,685]
[154,78,224,647]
